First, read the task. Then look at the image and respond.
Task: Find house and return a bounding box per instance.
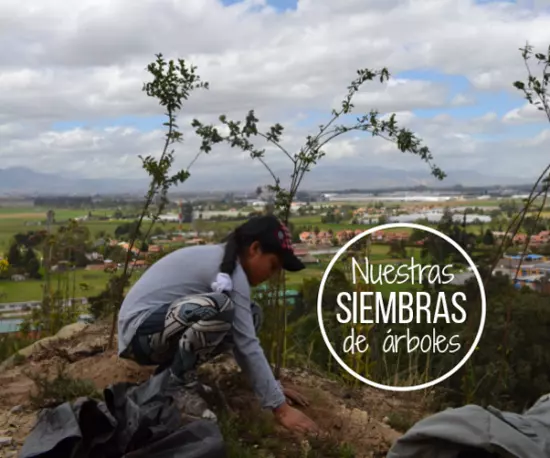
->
[336,230,356,244]
[449,272,475,285]
[298,253,318,264]
[514,274,548,292]
[93,238,107,248]
[495,230,550,248]
[385,231,410,242]
[131,260,148,269]
[298,231,332,245]
[104,260,117,270]
[85,252,104,262]
[85,264,105,271]
[186,238,206,246]
[531,234,546,246]
[118,242,140,254]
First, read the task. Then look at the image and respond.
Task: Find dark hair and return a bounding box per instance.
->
[218,214,303,276]
[220,229,242,275]
[219,217,279,275]
[219,225,269,275]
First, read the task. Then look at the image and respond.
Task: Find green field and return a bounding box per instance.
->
[0,198,540,303]
[0,269,144,303]
[0,201,524,250]
[0,241,424,302]
[285,245,425,287]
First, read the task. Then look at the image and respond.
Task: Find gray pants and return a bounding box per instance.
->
[128,292,262,384]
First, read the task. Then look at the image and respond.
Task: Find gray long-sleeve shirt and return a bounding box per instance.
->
[117,243,286,410]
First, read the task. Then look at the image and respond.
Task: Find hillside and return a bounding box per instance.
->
[0,167,144,196]
[0,166,528,196]
[0,321,429,458]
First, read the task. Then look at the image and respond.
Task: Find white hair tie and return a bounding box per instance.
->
[211,272,233,293]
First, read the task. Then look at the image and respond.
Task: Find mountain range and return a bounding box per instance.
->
[0,167,144,196]
[0,166,532,195]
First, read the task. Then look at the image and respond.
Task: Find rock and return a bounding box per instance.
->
[0,436,12,446]
[9,406,22,414]
[66,338,106,361]
[382,416,390,424]
[15,323,89,360]
[0,355,16,372]
[54,322,89,340]
[0,322,89,371]
[378,421,402,446]
[349,407,369,424]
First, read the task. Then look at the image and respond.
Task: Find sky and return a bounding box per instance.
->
[1,0,550,191]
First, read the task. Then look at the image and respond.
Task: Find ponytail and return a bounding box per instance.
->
[211,229,240,293]
[220,230,239,275]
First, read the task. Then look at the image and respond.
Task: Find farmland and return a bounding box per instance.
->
[0,195,547,304]
[0,269,145,303]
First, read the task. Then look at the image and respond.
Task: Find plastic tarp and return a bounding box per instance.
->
[19,369,226,458]
[386,393,550,458]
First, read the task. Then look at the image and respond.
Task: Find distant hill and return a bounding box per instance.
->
[0,166,531,195]
[0,167,145,196]
[298,165,527,191]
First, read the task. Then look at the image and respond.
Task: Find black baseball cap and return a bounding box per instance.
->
[237,214,305,272]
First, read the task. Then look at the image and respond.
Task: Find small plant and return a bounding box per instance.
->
[106,54,210,348]
[488,43,550,282]
[0,334,34,363]
[302,436,356,458]
[386,411,416,433]
[12,352,26,366]
[27,363,101,409]
[218,411,276,458]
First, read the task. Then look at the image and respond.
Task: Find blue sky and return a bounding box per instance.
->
[222,0,538,10]
[223,0,298,11]
[222,0,524,11]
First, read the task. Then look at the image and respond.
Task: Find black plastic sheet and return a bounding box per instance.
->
[19,369,226,458]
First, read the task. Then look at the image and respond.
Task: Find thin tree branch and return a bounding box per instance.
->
[257,132,294,162]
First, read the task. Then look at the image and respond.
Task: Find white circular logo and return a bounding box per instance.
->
[317,223,487,392]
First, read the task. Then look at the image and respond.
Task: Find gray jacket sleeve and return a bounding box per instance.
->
[230,289,286,410]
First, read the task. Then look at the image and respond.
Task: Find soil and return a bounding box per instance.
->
[0,322,431,458]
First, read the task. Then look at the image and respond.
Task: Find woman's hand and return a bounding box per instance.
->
[282,386,310,407]
[273,402,319,436]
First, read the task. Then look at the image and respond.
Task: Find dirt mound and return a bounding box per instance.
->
[0,322,431,457]
[199,358,425,457]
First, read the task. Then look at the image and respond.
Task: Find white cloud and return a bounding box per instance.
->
[350,79,450,112]
[450,93,475,106]
[0,0,550,190]
[503,103,549,124]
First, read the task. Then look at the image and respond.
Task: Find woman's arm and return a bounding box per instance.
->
[230,290,287,409]
[229,291,320,435]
